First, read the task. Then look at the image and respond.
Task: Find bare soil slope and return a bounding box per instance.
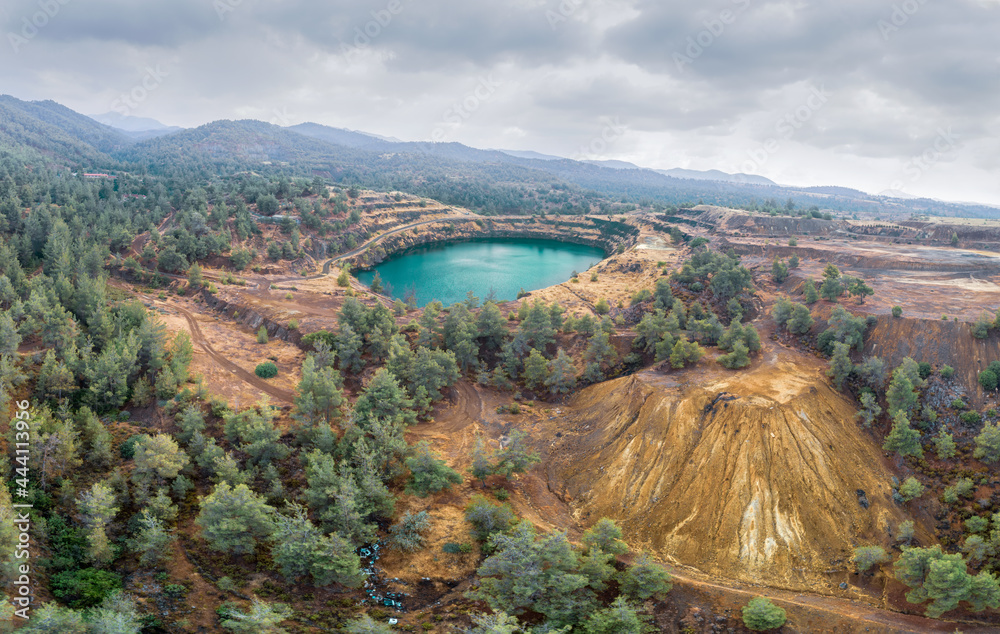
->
[547,354,915,591]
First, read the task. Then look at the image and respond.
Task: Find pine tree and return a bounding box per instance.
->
[899,477,924,502]
[405,441,462,497]
[886,369,919,417]
[295,356,344,424]
[196,483,275,555]
[219,599,292,633]
[76,482,119,564]
[771,258,789,283]
[883,411,923,459]
[132,434,189,489]
[827,342,854,389]
[855,392,882,427]
[584,330,618,374]
[718,341,750,369]
[176,405,206,444]
[0,311,21,356]
[545,349,578,395]
[493,430,540,479]
[469,436,494,486]
[973,422,1000,463]
[853,546,890,572]
[935,428,957,460]
[353,368,415,428]
[471,521,596,626]
[580,597,646,634]
[803,278,819,304]
[742,597,787,631]
[519,300,557,350]
[129,511,176,567]
[619,552,673,600]
[271,503,364,587]
[169,331,193,384]
[336,322,364,373]
[522,348,550,391]
[417,301,442,348]
[476,301,507,350]
[187,263,204,289]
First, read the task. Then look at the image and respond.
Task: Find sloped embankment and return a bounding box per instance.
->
[863,316,1000,404]
[547,358,913,591]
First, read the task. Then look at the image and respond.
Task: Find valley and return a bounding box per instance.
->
[1,95,1000,634]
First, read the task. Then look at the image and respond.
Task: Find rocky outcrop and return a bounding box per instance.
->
[200,289,303,347]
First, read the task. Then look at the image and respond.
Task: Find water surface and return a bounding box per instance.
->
[357,238,606,307]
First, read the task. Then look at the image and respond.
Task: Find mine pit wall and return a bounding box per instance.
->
[345,218,634,270]
[863,315,1000,406]
[199,289,304,348]
[721,240,1000,274]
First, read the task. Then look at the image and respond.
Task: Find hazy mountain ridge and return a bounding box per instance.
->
[1,95,998,218]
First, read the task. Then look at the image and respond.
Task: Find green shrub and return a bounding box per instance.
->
[892,306,902,318]
[257,326,268,344]
[940,365,955,379]
[120,435,145,460]
[960,411,982,426]
[51,569,123,609]
[255,362,278,379]
[742,597,786,631]
[465,495,515,541]
[965,516,989,533]
[853,546,890,572]
[442,542,472,554]
[898,477,924,502]
[389,511,431,553]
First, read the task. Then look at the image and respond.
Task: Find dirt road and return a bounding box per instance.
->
[172,303,296,404]
[319,214,478,275]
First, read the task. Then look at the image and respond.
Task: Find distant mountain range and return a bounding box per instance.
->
[1,94,997,218]
[86,112,184,142]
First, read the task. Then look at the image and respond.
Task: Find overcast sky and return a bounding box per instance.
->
[2,0,999,205]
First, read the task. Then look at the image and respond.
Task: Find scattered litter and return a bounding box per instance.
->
[358,541,408,611]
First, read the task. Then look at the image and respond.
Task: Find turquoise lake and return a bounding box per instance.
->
[356,239,606,307]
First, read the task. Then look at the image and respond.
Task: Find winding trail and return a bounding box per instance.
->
[171,303,296,403]
[319,214,477,275]
[557,281,598,311]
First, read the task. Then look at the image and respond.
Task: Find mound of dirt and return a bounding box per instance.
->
[546,356,914,591]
